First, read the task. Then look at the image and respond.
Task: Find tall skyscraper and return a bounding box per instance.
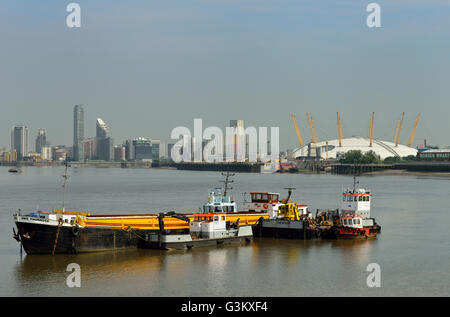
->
[11,125,28,159]
[96,118,109,139]
[73,105,85,161]
[96,118,113,161]
[35,128,47,154]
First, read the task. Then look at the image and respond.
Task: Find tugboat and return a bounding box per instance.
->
[331,176,381,239]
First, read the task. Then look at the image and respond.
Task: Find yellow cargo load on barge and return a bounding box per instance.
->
[56,179,271,231]
[73,212,268,230]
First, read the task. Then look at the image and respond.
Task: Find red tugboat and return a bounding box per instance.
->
[333,177,381,239]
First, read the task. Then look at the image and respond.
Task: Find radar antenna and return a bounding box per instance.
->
[283,187,296,203]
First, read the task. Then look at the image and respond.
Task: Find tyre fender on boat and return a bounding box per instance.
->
[72,225,79,236]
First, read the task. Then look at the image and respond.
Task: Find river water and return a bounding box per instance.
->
[0,166,449,296]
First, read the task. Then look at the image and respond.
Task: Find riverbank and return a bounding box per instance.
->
[365,169,450,177]
[3,161,450,176]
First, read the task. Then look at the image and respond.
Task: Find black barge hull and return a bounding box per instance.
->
[256,219,320,240]
[16,222,145,254]
[145,236,253,250]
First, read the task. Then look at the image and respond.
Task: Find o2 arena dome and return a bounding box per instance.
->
[292,136,418,160]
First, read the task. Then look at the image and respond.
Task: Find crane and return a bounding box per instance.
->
[290,114,304,147]
[407,113,420,147]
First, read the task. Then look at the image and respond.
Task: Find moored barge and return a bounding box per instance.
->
[13,208,266,254]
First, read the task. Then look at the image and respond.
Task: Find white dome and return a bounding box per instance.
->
[292,136,417,160]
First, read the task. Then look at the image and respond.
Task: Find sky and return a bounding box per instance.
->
[1,0,449,151]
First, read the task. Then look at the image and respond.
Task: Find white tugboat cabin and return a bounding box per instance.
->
[341,188,374,227]
[243,192,286,218]
[202,189,238,213]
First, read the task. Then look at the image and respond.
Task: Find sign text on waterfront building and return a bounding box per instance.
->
[170,119,279,163]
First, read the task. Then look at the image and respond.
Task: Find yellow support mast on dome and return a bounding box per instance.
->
[290,114,304,147]
[407,113,420,147]
[369,112,375,147]
[395,112,405,147]
[337,112,343,147]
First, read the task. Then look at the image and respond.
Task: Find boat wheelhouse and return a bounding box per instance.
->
[340,212,363,229]
[243,192,285,218]
[202,189,237,213]
[341,188,374,227]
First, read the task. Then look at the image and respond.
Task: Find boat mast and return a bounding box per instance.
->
[61,161,70,212]
[241,192,248,204]
[221,172,235,197]
[283,187,296,203]
[352,163,359,192]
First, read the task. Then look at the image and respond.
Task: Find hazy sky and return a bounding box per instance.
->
[1,0,449,151]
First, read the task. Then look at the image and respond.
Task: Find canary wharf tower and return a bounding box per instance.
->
[73,104,85,161]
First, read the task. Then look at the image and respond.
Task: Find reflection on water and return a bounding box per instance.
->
[17,249,164,281]
[12,239,375,296]
[2,167,450,296]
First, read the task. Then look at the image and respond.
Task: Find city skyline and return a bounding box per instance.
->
[3,106,444,157]
[1,1,449,150]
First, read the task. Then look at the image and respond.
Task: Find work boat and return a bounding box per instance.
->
[333,181,381,239]
[252,188,319,239]
[144,212,253,250]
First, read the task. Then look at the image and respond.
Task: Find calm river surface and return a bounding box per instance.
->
[0,166,449,296]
